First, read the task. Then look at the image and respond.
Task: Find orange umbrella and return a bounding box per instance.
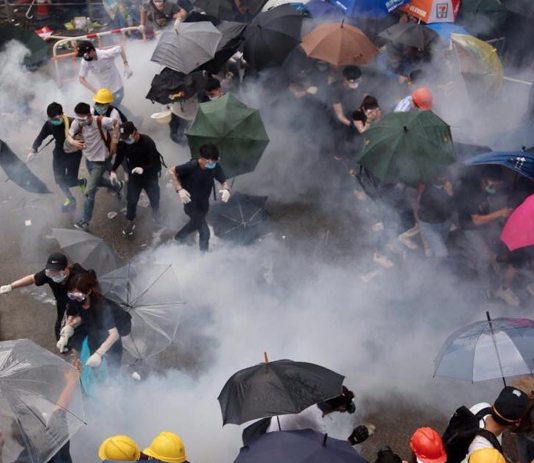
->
[300,21,379,66]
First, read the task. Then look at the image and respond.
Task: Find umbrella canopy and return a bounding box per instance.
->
[99,263,184,359]
[399,0,460,23]
[151,22,223,74]
[186,93,269,178]
[0,339,85,463]
[451,33,503,93]
[301,21,379,66]
[194,0,238,20]
[501,194,534,252]
[146,68,206,105]
[210,192,270,244]
[356,111,456,185]
[0,24,48,68]
[426,22,470,41]
[329,0,410,17]
[218,358,344,425]
[378,22,439,49]
[51,228,122,277]
[234,429,370,463]
[434,314,534,382]
[243,4,306,70]
[305,0,345,20]
[465,151,534,182]
[0,139,51,194]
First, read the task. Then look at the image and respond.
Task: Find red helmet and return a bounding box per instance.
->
[412,88,433,111]
[410,427,447,463]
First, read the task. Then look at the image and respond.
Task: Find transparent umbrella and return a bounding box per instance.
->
[99,263,185,360]
[0,339,85,463]
[434,312,534,385]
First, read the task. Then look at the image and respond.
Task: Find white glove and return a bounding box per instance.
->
[60,324,75,338]
[132,167,143,175]
[110,171,119,186]
[27,149,37,162]
[178,188,191,204]
[219,189,231,203]
[0,285,12,295]
[124,65,133,79]
[86,352,102,368]
[307,86,318,95]
[56,336,69,353]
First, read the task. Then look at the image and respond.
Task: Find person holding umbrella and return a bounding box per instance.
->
[169,143,230,251]
[140,0,189,34]
[0,252,86,341]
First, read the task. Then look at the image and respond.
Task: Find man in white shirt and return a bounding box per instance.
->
[67,102,123,230]
[77,41,133,107]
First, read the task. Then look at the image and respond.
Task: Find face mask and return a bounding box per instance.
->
[205,162,217,169]
[124,137,135,145]
[208,95,220,101]
[77,118,90,127]
[67,292,86,302]
[94,104,108,115]
[50,118,63,126]
[485,186,497,195]
[51,273,67,283]
[83,53,93,62]
[348,82,360,89]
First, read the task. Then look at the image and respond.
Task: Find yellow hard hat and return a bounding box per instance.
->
[93,88,114,104]
[98,435,141,461]
[143,432,187,463]
[469,449,505,463]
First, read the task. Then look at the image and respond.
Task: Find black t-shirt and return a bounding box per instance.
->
[329,82,365,119]
[113,134,162,175]
[418,184,453,224]
[175,160,226,211]
[34,263,86,309]
[67,297,118,339]
[31,117,76,157]
[457,189,490,230]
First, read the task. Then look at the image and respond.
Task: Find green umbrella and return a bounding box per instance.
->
[0,24,48,68]
[355,111,456,185]
[186,93,269,179]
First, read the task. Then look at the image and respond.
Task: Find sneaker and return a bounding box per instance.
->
[79,178,87,194]
[61,197,76,213]
[373,252,394,268]
[122,221,135,236]
[494,286,520,306]
[398,234,418,250]
[152,211,163,225]
[74,220,89,230]
[116,180,124,201]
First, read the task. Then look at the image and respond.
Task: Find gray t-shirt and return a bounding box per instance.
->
[144,0,182,26]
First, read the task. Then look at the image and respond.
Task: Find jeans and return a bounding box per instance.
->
[112,86,124,106]
[83,159,119,223]
[516,433,534,463]
[464,229,492,290]
[419,219,451,258]
[112,87,138,126]
[174,204,210,251]
[169,113,191,144]
[55,304,67,341]
[126,171,160,221]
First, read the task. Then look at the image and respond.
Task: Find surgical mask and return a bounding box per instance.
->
[124,137,135,145]
[348,81,360,89]
[51,274,67,283]
[485,186,497,195]
[67,292,86,302]
[208,95,220,101]
[45,269,66,282]
[50,118,63,126]
[94,104,108,115]
[76,117,89,127]
[205,162,217,169]
[83,53,93,62]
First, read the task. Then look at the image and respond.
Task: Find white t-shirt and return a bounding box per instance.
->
[461,403,502,463]
[266,404,326,434]
[79,46,123,93]
[70,116,114,162]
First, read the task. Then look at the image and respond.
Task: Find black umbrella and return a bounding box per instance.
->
[146,68,206,105]
[243,4,306,70]
[378,23,439,49]
[194,0,238,21]
[51,228,123,277]
[234,430,370,463]
[218,356,344,425]
[0,24,48,68]
[210,192,269,244]
[195,21,247,74]
[0,139,51,194]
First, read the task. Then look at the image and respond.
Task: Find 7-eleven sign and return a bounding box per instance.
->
[399,0,460,23]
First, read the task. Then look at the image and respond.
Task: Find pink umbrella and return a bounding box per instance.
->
[501,194,534,251]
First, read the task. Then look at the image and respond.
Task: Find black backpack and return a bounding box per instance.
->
[442,406,503,463]
[107,299,132,337]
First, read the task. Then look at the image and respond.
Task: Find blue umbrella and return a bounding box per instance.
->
[426,23,470,42]
[434,313,534,385]
[465,150,534,181]
[234,429,369,463]
[328,0,410,18]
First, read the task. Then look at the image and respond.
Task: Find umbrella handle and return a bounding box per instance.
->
[486,311,507,387]
[264,351,269,363]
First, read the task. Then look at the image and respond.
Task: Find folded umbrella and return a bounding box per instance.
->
[186,93,269,178]
[465,150,534,182]
[356,111,456,185]
[234,429,370,463]
[379,22,439,49]
[51,228,122,277]
[500,194,534,252]
[301,21,378,66]
[151,22,223,74]
[434,312,534,384]
[0,139,51,194]
[218,356,344,425]
[99,263,184,359]
[399,0,460,23]
[243,4,306,70]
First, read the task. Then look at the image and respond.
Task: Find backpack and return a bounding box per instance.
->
[107,299,132,337]
[442,406,503,463]
[105,105,128,123]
